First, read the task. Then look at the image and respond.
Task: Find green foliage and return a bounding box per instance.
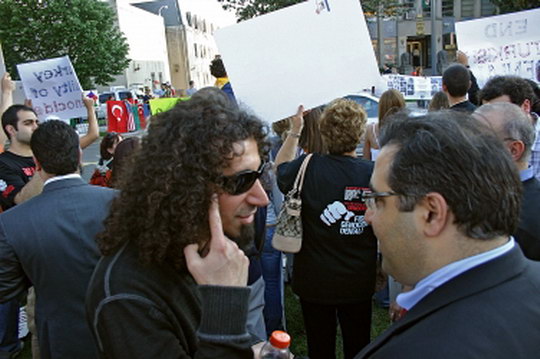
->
[218,0,404,21]
[489,0,540,14]
[0,0,130,89]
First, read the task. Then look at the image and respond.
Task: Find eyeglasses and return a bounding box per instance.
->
[361,190,399,210]
[219,162,267,195]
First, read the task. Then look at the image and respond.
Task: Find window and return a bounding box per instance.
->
[442,0,453,17]
[194,43,198,58]
[481,0,496,16]
[186,12,192,27]
[461,0,474,18]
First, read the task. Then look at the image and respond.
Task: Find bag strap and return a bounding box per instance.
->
[291,153,313,195]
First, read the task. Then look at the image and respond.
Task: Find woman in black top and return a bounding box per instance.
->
[276,99,377,359]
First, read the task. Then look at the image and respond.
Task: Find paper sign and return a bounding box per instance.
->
[383,75,443,100]
[215,0,381,123]
[149,98,186,115]
[456,8,540,88]
[17,56,84,121]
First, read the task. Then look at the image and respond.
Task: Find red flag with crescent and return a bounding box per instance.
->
[107,101,129,133]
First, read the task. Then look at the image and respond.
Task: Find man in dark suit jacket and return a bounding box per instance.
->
[0,120,116,359]
[474,103,540,260]
[356,112,540,358]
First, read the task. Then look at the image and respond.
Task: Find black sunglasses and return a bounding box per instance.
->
[219,162,267,195]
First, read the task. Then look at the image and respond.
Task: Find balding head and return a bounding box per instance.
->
[474,102,535,166]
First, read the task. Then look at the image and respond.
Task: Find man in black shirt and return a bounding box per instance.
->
[442,64,477,113]
[0,105,42,211]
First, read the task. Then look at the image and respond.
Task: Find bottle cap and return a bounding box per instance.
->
[269,330,291,349]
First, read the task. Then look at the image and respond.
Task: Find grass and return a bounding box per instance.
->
[19,285,392,359]
[285,284,391,358]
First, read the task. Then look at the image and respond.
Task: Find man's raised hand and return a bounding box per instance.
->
[184,196,249,287]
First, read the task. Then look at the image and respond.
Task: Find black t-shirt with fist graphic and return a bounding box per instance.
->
[278,153,377,304]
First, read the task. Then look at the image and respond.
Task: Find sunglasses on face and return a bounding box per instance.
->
[219,162,267,195]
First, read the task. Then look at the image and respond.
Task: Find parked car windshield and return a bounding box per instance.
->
[345,95,378,118]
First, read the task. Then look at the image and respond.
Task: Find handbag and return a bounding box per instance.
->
[272,154,313,253]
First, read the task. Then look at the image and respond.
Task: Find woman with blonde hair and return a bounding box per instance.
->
[276,99,377,359]
[428,91,450,112]
[363,89,405,161]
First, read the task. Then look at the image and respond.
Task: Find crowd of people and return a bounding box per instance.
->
[0,52,539,359]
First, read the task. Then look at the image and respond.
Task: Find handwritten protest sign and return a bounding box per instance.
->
[383,75,443,100]
[215,0,381,123]
[17,56,84,121]
[456,8,540,87]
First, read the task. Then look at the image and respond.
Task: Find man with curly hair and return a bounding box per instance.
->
[86,93,269,358]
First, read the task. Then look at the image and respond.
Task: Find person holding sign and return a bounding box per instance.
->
[276,100,377,359]
[0,73,14,151]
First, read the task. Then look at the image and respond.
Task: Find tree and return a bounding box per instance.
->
[0,0,130,89]
[218,0,404,22]
[489,0,540,14]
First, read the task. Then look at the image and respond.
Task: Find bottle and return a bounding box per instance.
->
[259,330,291,359]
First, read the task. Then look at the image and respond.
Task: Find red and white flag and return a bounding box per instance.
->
[107,101,128,133]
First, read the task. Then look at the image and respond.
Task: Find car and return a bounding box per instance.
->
[344,93,379,125]
[96,89,140,120]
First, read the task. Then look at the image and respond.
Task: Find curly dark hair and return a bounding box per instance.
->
[479,75,534,106]
[98,96,269,270]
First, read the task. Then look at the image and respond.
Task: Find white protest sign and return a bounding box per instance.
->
[456,8,540,88]
[17,56,84,121]
[0,43,6,99]
[215,0,381,123]
[383,74,443,100]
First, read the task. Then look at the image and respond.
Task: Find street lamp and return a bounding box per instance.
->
[158,5,169,17]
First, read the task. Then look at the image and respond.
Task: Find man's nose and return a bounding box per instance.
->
[364,206,374,224]
[247,179,269,207]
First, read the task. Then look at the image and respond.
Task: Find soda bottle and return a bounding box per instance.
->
[259,330,291,359]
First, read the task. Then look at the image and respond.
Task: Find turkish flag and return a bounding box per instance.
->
[107,101,129,133]
[137,103,146,129]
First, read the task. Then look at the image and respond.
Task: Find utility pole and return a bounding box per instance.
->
[430,0,437,74]
[377,3,384,69]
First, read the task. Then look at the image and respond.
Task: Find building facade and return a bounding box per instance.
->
[100,0,171,93]
[368,0,498,75]
[132,0,235,95]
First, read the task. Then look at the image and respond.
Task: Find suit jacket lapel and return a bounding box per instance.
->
[357,247,527,358]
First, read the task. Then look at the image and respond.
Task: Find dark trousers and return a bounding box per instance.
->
[300,298,372,359]
[0,299,20,358]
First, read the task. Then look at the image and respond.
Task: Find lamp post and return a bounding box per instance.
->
[158,5,169,18]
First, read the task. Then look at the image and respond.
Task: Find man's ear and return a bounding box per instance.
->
[33,156,42,172]
[419,192,448,237]
[521,99,531,114]
[5,124,16,138]
[508,140,525,162]
[442,83,448,93]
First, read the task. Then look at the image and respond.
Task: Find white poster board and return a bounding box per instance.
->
[383,75,443,100]
[0,43,6,99]
[456,8,540,88]
[215,0,381,123]
[17,56,84,121]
